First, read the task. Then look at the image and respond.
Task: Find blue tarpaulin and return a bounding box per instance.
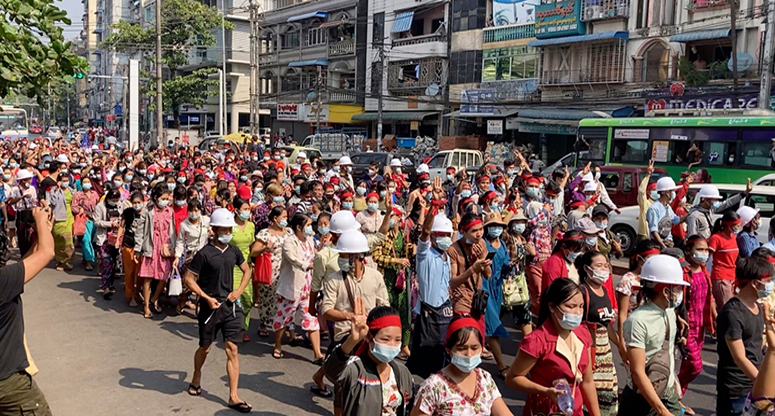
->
[288,59,329,67]
[391,11,415,33]
[528,31,628,47]
[669,28,731,42]
[287,11,328,22]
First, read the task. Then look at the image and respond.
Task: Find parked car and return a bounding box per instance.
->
[426,149,483,180]
[30,125,43,134]
[197,135,236,151]
[753,173,775,187]
[46,125,60,138]
[541,151,589,177]
[349,152,416,183]
[608,183,775,255]
[281,145,322,164]
[598,166,668,209]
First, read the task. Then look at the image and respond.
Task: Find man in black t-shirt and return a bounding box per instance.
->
[0,205,55,414]
[182,208,252,413]
[716,256,773,416]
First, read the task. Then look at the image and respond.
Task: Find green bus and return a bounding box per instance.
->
[576,116,775,183]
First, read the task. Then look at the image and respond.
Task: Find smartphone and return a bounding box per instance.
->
[486,251,496,261]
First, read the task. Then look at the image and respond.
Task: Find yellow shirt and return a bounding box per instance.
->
[637,175,653,237]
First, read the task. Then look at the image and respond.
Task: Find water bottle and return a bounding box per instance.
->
[553,378,574,416]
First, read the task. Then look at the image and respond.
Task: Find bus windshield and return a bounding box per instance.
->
[0,108,28,132]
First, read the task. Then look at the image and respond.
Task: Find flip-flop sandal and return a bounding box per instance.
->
[312,357,325,365]
[289,337,304,347]
[272,350,284,359]
[310,386,333,398]
[143,310,153,319]
[227,402,252,413]
[152,301,162,313]
[258,330,269,338]
[187,384,202,396]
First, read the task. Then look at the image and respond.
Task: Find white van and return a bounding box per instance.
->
[426,149,483,179]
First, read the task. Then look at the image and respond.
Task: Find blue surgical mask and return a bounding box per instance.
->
[460,190,472,198]
[239,211,250,220]
[490,203,500,212]
[318,226,330,235]
[585,236,598,246]
[692,252,709,263]
[711,200,721,211]
[294,186,301,195]
[512,223,526,234]
[488,227,503,238]
[157,200,169,208]
[303,225,314,236]
[147,174,154,181]
[167,183,176,191]
[757,281,774,299]
[177,177,186,184]
[133,203,143,211]
[188,212,200,221]
[594,221,608,230]
[2,174,10,181]
[175,200,186,207]
[557,309,583,330]
[451,353,482,373]
[446,174,453,181]
[356,187,367,196]
[545,197,556,204]
[526,187,539,198]
[240,175,248,182]
[273,195,285,204]
[342,202,353,210]
[379,190,387,198]
[733,228,742,235]
[650,191,659,200]
[566,251,581,263]
[278,219,288,228]
[435,236,452,251]
[367,203,379,212]
[82,182,92,190]
[371,341,401,363]
[218,233,233,244]
[337,257,352,272]
[389,219,396,228]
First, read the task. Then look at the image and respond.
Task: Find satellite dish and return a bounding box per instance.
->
[729,53,754,72]
[306,91,317,102]
[425,83,440,96]
[523,79,538,93]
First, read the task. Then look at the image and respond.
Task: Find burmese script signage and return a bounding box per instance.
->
[535,0,585,38]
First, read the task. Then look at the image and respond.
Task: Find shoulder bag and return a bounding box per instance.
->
[458,241,488,319]
[635,314,672,398]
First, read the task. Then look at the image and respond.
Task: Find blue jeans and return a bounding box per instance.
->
[717,393,747,416]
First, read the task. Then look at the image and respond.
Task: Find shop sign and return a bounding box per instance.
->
[460,89,495,116]
[535,0,585,39]
[277,104,302,121]
[518,121,577,135]
[643,86,762,115]
[481,79,541,103]
[487,120,504,135]
[303,105,329,123]
[493,0,536,26]
[614,129,649,139]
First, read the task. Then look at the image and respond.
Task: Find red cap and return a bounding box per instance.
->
[177,170,187,177]
[446,167,456,173]
[647,182,657,191]
[329,176,340,184]
[237,187,251,200]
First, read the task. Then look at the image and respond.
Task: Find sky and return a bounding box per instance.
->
[59,0,85,40]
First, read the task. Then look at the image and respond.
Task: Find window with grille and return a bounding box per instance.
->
[281,32,299,49]
[482,46,538,81]
[307,27,324,46]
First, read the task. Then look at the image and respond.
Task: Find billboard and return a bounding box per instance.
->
[493,0,538,26]
[535,0,586,38]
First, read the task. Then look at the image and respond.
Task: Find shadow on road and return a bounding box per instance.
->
[57,276,142,315]
[118,367,228,407]
[222,371,333,416]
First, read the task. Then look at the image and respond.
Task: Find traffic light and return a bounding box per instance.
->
[73,71,84,79]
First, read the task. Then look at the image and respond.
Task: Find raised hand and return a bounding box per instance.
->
[582,162,591,176]
[646,159,654,176]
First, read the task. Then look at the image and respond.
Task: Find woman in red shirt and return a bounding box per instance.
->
[542,231,585,292]
[708,211,742,308]
[506,278,601,416]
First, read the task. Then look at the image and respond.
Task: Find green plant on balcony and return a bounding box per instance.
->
[678,57,710,86]
[709,59,731,79]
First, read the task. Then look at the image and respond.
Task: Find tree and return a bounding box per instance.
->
[0,0,88,101]
[102,0,234,125]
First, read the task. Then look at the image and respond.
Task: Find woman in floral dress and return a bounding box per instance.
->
[134,183,176,319]
[413,317,513,416]
[253,206,288,337]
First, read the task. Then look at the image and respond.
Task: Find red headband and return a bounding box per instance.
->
[768,256,775,264]
[723,218,742,226]
[369,315,402,330]
[562,233,584,242]
[341,191,354,198]
[461,219,482,231]
[446,317,482,344]
[366,192,379,200]
[477,175,490,182]
[638,248,661,257]
[391,207,402,216]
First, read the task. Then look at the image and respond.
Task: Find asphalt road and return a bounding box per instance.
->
[22,259,721,416]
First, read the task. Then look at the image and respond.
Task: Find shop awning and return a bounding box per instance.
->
[528,31,628,47]
[288,59,329,67]
[669,28,731,43]
[351,111,437,121]
[287,11,328,22]
[516,106,635,120]
[319,19,349,28]
[391,11,415,33]
[444,108,520,118]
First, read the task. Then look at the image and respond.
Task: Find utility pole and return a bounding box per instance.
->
[376,44,385,151]
[730,0,739,89]
[248,0,258,136]
[221,0,228,135]
[760,0,775,109]
[218,68,224,136]
[155,0,163,147]
[316,65,322,136]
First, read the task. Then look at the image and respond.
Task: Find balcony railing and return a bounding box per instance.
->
[581,0,629,21]
[483,24,536,43]
[387,57,446,93]
[540,69,626,85]
[329,90,357,103]
[392,33,446,48]
[686,0,727,9]
[259,54,277,65]
[329,39,355,56]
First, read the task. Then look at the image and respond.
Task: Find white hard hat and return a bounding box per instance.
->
[737,205,760,226]
[56,154,69,163]
[582,173,594,183]
[333,230,370,254]
[29,143,38,150]
[656,177,680,193]
[330,210,360,233]
[16,169,33,181]
[583,181,597,192]
[390,158,402,167]
[297,152,307,159]
[417,164,429,174]
[210,208,236,227]
[697,185,722,200]
[431,214,454,233]
[640,255,690,286]
[339,156,353,166]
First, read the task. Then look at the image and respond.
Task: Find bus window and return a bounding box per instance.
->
[741,141,772,167]
[670,140,694,164]
[748,194,775,218]
[703,142,727,166]
[611,140,648,164]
